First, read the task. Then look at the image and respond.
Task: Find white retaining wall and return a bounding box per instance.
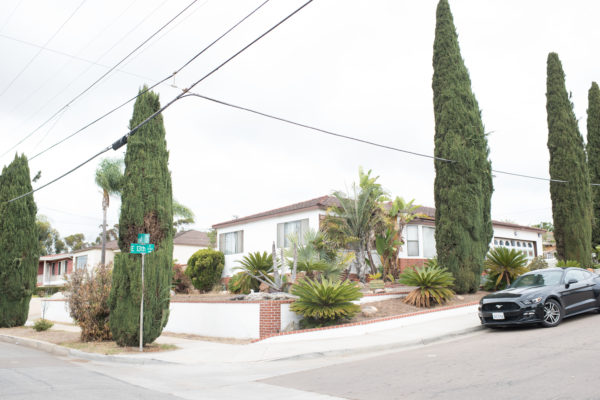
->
[165,302,261,339]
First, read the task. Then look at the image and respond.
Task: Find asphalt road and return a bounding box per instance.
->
[0,342,182,400]
[262,312,600,400]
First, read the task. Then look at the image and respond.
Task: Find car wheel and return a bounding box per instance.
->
[541,299,563,328]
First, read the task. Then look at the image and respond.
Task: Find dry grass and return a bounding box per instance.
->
[0,326,178,355]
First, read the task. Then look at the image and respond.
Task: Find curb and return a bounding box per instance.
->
[0,334,174,365]
[268,325,485,362]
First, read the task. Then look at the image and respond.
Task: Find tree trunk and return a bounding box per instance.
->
[357,242,368,282]
[101,193,108,266]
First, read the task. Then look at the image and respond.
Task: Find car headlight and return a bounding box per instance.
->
[522,296,542,305]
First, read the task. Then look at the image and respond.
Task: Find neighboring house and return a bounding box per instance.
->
[71,240,119,271]
[37,253,73,287]
[36,230,211,286]
[212,196,546,277]
[399,207,545,270]
[173,229,211,265]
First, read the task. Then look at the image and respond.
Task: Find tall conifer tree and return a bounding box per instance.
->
[546,53,592,266]
[109,87,173,346]
[0,154,38,327]
[432,0,493,293]
[587,82,600,248]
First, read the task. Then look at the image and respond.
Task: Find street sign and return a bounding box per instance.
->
[137,233,150,244]
[130,243,155,254]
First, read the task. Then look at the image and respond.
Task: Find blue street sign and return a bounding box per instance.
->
[138,233,150,245]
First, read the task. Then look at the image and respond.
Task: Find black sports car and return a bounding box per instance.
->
[479,267,600,328]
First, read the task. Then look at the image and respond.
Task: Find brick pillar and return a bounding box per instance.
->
[259,301,281,339]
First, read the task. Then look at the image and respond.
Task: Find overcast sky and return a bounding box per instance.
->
[0,0,598,243]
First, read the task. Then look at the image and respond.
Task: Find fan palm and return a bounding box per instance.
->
[322,183,386,281]
[94,158,123,265]
[398,266,455,307]
[485,247,528,290]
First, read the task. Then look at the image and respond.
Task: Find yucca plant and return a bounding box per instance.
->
[398,266,455,307]
[485,247,528,290]
[556,259,581,268]
[233,251,273,293]
[290,278,363,328]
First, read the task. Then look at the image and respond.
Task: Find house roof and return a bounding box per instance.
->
[212,195,339,228]
[39,253,73,261]
[174,230,210,247]
[212,195,545,234]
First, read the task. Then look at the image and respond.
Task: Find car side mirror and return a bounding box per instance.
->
[566,278,577,288]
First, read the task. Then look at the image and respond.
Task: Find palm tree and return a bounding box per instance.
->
[323,183,386,281]
[388,197,426,267]
[95,158,124,266]
[173,200,195,232]
[485,247,528,290]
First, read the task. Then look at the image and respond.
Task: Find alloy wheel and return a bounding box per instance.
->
[543,300,562,326]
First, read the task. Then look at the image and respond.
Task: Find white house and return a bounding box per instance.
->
[212,196,545,276]
[397,206,545,270]
[212,196,338,276]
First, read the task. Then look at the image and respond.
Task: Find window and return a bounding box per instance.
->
[422,226,436,258]
[277,219,309,248]
[528,243,533,248]
[219,231,243,255]
[76,255,88,270]
[517,242,521,247]
[494,239,498,246]
[407,225,419,256]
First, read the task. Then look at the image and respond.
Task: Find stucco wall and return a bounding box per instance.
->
[173,245,206,265]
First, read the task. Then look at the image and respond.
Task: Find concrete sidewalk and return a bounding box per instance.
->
[9,302,483,365]
[14,303,481,364]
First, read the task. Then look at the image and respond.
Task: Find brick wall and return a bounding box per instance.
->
[398,258,427,271]
[259,301,283,338]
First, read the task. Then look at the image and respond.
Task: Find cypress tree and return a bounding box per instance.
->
[432,0,493,293]
[587,82,600,248]
[546,53,592,266]
[109,87,173,346]
[0,154,38,327]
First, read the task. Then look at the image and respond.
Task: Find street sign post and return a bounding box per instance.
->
[130,234,155,352]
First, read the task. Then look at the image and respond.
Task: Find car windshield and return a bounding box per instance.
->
[511,270,563,288]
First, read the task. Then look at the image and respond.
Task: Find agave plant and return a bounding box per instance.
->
[290,278,363,328]
[485,247,528,290]
[398,266,455,307]
[232,251,274,293]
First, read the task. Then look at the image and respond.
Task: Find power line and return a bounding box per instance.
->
[4,0,141,117]
[0,0,24,32]
[180,90,599,186]
[0,33,157,89]
[1,0,198,159]
[0,0,88,98]
[29,0,272,161]
[7,0,314,203]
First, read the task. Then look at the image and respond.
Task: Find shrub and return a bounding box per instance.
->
[290,278,362,328]
[556,259,581,268]
[172,264,193,294]
[527,256,548,271]
[65,263,112,341]
[233,251,273,293]
[33,319,53,332]
[398,266,455,307]
[185,249,225,292]
[485,247,528,290]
